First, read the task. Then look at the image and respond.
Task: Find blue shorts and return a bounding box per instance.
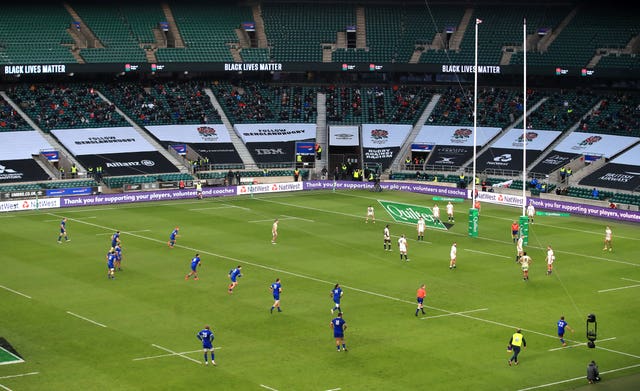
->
[333,299,341,305]
[230,276,238,283]
[512,230,518,236]
[273,295,280,300]
[417,297,424,304]
[60,229,66,234]
[333,332,344,339]
[107,261,114,269]
[202,342,212,350]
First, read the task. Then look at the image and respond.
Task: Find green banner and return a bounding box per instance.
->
[519,215,529,246]
[378,200,448,230]
[536,211,570,217]
[468,208,479,237]
[432,197,464,203]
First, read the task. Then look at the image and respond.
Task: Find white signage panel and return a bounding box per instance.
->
[51,127,157,155]
[413,125,501,147]
[146,124,231,143]
[361,124,412,148]
[0,131,53,160]
[233,124,316,143]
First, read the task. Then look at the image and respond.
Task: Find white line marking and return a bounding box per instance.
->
[49,212,640,360]
[133,347,223,361]
[0,372,39,380]
[151,344,201,364]
[463,249,511,259]
[598,284,640,293]
[281,214,315,222]
[548,337,616,351]
[248,216,301,223]
[622,277,640,283]
[0,383,12,391]
[66,311,107,328]
[188,205,247,211]
[421,308,488,319]
[260,385,279,391]
[95,230,151,236]
[0,285,31,299]
[326,388,342,391]
[516,363,640,391]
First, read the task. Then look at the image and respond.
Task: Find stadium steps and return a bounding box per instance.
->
[355,6,367,49]
[94,89,189,173]
[313,92,327,176]
[537,5,579,52]
[161,2,185,48]
[390,94,441,172]
[204,87,254,168]
[63,2,104,48]
[0,91,86,175]
[448,8,472,51]
[251,3,269,48]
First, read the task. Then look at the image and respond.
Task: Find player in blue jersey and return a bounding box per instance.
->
[185,254,201,280]
[330,283,343,314]
[270,278,282,313]
[168,227,180,248]
[228,265,242,294]
[106,249,116,279]
[111,230,120,248]
[330,312,348,352]
[57,217,70,243]
[557,316,574,346]
[114,243,123,271]
[197,325,216,365]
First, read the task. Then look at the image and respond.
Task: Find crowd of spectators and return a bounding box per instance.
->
[102,80,221,126]
[578,92,640,136]
[0,97,29,130]
[525,88,599,131]
[214,80,316,123]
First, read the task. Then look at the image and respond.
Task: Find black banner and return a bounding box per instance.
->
[0,159,51,183]
[363,147,400,170]
[246,141,296,163]
[427,146,474,168]
[74,151,179,176]
[476,148,541,172]
[579,163,640,191]
[530,151,579,175]
[190,143,242,164]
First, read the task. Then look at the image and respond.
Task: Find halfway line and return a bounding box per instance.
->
[0,285,31,299]
[151,344,201,364]
[66,311,107,328]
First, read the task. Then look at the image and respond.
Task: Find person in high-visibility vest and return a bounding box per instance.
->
[507,329,526,366]
[71,164,77,178]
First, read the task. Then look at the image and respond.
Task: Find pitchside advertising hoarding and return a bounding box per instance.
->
[146,124,232,143]
[413,125,502,147]
[233,124,316,143]
[329,126,360,146]
[554,132,640,158]
[0,131,55,160]
[0,197,60,212]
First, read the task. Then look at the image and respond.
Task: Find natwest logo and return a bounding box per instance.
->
[105,160,156,167]
[254,148,285,155]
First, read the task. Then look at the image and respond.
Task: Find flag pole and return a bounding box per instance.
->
[522,17,527,216]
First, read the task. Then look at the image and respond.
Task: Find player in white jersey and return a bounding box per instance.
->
[545,245,555,275]
[515,236,524,263]
[603,226,613,251]
[383,225,391,251]
[366,205,375,223]
[417,216,425,241]
[449,242,457,269]
[520,251,532,281]
[446,202,454,223]
[526,202,535,224]
[433,204,440,223]
[398,234,409,261]
[271,218,279,244]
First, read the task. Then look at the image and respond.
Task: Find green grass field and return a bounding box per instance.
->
[1,189,639,391]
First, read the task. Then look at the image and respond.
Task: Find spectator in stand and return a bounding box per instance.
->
[592,188,599,199]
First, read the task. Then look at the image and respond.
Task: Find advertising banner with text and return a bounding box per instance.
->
[490,128,561,151]
[74,151,179,176]
[611,143,640,166]
[0,131,54,160]
[363,146,401,169]
[146,124,231,143]
[0,197,60,212]
[414,125,501,147]
[0,159,51,183]
[554,132,639,158]
[246,141,296,163]
[51,127,157,155]
[234,124,316,143]
[329,126,360,146]
[190,143,242,163]
[579,163,640,191]
[361,124,412,148]
[530,151,579,175]
[476,148,541,172]
[427,145,475,168]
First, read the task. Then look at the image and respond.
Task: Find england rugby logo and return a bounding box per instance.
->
[370,129,388,140]
[579,135,602,146]
[197,126,218,140]
[452,128,472,140]
[517,132,538,142]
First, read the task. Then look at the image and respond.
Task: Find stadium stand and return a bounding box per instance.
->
[0,97,31,131]
[518,88,600,131]
[578,92,640,137]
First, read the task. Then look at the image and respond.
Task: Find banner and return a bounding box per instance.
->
[554,132,639,158]
[236,181,304,195]
[612,143,640,166]
[413,125,501,147]
[476,148,541,171]
[0,159,51,183]
[579,163,640,191]
[490,128,561,151]
[361,124,412,148]
[296,142,316,155]
[51,127,157,155]
[427,145,475,167]
[146,124,231,143]
[0,197,60,212]
[475,191,524,208]
[1,189,45,200]
[170,144,187,155]
[190,143,242,163]
[0,131,54,160]
[46,187,96,196]
[74,151,179,176]
[530,151,579,175]
[246,141,296,163]
[411,144,434,152]
[329,126,360,146]
[233,124,316,143]
[41,150,59,162]
[363,147,400,169]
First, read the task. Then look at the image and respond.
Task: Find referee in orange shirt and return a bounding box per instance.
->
[415,284,427,316]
